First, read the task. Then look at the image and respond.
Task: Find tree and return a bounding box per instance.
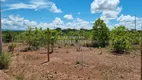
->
[50,30,58,53]
[0,1,2,53]
[55,27,61,32]
[24,26,41,50]
[92,18,109,47]
[24,26,33,49]
[110,26,132,53]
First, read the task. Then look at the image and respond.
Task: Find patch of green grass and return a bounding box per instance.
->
[0,52,11,69]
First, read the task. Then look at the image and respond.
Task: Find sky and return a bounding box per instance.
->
[1,0,142,30]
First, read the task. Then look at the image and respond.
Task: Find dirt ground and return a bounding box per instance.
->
[0,43,141,80]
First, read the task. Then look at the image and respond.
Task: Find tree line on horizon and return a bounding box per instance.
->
[0,18,142,54]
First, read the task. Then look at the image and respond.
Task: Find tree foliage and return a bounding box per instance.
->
[2,31,14,43]
[92,18,109,47]
[110,26,132,53]
[24,27,42,50]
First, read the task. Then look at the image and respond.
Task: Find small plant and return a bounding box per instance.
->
[22,47,32,52]
[99,46,102,55]
[76,61,80,65]
[8,43,16,53]
[0,52,11,69]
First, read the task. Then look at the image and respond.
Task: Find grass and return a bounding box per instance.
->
[0,52,11,69]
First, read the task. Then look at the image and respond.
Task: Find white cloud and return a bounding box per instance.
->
[64,14,74,20]
[74,18,92,29]
[2,15,93,30]
[101,7,121,20]
[91,0,121,24]
[91,0,120,13]
[101,7,121,24]
[8,3,37,10]
[50,4,62,13]
[51,17,92,29]
[3,0,62,13]
[116,14,142,30]
[52,17,64,25]
[2,15,38,30]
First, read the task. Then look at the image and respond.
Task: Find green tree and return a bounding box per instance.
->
[24,27,41,50]
[92,18,109,47]
[24,26,33,49]
[110,26,132,53]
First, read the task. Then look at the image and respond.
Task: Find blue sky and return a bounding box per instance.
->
[1,0,142,30]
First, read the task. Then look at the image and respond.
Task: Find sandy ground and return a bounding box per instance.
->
[0,43,141,80]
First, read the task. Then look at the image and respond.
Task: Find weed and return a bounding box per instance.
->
[0,52,11,69]
[8,43,16,52]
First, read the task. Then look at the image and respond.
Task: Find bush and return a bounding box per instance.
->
[3,31,14,43]
[110,26,132,53]
[22,47,31,52]
[0,52,11,69]
[92,18,109,47]
[129,31,141,45]
[24,27,41,51]
[8,43,16,52]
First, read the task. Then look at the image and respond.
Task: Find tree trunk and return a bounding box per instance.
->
[51,41,54,53]
[0,1,2,53]
[47,29,50,62]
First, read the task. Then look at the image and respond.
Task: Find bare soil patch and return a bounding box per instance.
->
[0,44,141,80]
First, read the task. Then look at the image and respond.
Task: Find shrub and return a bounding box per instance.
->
[8,43,16,52]
[22,47,31,52]
[92,18,109,47]
[110,26,132,53]
[129,31,141,45]
[0,52,11,69]
[24,27,41,51]
[3,31,14,43]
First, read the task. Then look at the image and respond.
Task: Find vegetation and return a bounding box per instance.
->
[110,26,133,53]
[2,31,14,43]
[0,52,11,69]
[24,27,39,50]
[1,18,141,54]
[92,18,109,47]
[8,43,16,53]
[129,31,141,45]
